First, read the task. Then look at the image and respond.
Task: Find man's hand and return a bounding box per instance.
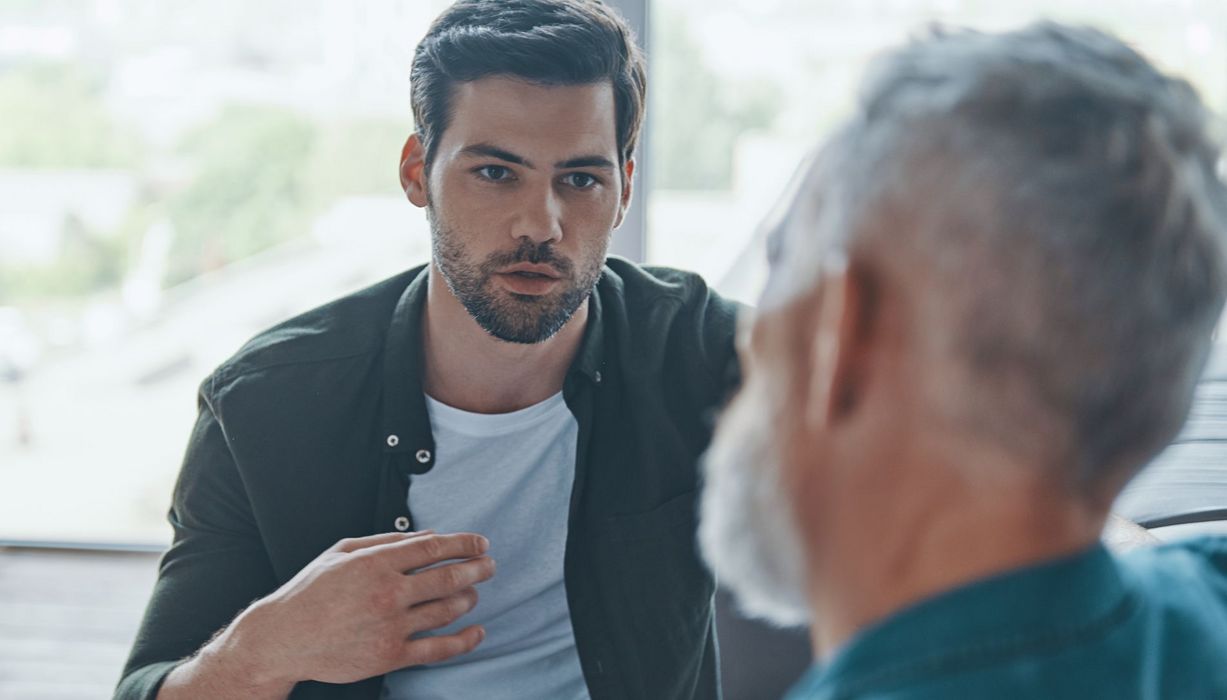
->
[157,531,495,699]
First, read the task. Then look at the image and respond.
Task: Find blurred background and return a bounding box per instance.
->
[1,0,1226,697]
[2,0,1224,548]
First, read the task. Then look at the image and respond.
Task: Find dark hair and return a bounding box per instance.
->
[410,0,646,167]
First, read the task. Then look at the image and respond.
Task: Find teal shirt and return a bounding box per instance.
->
[786,536,1227,699]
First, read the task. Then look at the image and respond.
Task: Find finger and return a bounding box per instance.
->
[400,625,486,667]
[406,556,495,602]
[406,588,479,634]
[368,532,489,572]
[331,530,434,554]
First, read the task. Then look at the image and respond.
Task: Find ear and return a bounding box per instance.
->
[612,158,635,229]
[804,258,873,429]
[400,133,429,209]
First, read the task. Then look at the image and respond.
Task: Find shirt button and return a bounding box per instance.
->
[415,449,431,464]
[386,434,400,448]
[393,516,410,532]
[594,370,602,384]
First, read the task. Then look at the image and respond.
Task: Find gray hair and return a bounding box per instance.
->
[787,23,1227,491]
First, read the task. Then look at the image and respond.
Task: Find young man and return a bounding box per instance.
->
[117,2,736,698]
[701,23,1227,699]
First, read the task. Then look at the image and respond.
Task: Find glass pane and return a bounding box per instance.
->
[648,0,1227,302]
[0,0,450,545]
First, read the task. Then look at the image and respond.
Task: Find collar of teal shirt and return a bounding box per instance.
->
[787,543,1132,698]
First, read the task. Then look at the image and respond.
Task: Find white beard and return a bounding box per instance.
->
[699,390,812,627]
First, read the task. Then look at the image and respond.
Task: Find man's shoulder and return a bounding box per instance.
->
[603,256,736,307]
[1117,534,1227,654]
[601,257,744,332]
[600,257,742,379]
[1126,534,1227,594]
[207,265,424,391]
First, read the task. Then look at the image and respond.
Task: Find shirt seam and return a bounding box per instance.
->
[211,345,381,388]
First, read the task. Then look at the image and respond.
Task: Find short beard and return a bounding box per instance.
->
[431,216,605,345]
[699,385,812,627]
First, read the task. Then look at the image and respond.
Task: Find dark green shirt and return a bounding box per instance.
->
[116,258,740,700]
[786,536,1227,699]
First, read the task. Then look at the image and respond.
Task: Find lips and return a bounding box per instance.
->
[500,263,561,279]
[493,262,564,296]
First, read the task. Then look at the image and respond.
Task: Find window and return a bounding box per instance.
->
[2,0,1224,546]
[0,0,450,545]
[648,0,1227,302]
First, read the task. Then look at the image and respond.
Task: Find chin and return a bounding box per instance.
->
[699,394,812,628]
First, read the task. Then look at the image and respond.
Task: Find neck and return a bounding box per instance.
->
[422,262,588,413]
[805,456,1105,659]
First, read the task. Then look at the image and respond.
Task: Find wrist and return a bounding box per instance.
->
[204,602,300,694]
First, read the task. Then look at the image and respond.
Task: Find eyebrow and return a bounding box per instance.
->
[557,156,616,170]
[459,143,616,171]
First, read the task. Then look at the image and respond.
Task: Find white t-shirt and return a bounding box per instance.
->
[381,391,590,700]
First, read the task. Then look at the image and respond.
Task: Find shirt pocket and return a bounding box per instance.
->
[600,491,716,695]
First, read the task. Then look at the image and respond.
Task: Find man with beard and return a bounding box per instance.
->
[117,2,736,699]
[701,23,1227,700]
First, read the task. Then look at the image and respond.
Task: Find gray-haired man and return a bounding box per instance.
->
[701,23,1227,699]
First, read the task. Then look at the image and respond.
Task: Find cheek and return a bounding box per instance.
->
[757,363,822,491]
[563,197,620,237]
[432,185,502,237]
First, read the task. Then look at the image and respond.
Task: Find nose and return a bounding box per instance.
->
[510,181,564,245]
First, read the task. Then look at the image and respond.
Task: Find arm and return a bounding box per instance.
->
[117,390,494,699]
[155,531,494,700]
[116,393,283,699]
[155,610,296,700]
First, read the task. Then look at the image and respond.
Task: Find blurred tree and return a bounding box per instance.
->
[651,11,781,191]
[0,62,142,168]
[0,215,127,301]
[166,105,319,284]
[0,62,140,302]
[305,118,410,199]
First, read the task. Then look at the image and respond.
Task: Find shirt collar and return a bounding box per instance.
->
[380,265,433,469]
[801,543,1129,696]
[568,271,608,385]
[379,263,611,462]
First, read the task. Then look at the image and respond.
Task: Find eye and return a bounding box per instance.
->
[476,165,513,182]
[563,172,599,189]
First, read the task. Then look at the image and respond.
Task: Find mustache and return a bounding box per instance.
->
[481,240,575,276]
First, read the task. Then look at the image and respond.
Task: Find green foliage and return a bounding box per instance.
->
[165,105,320,284]
[0,62,142,168]
[305,118,411,200]
[651,13,781,191]
[0,216,128,301]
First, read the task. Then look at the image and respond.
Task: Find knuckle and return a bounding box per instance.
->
[441,566,464,590]
[446,595,468,620]
[407,641,438,666]
[421,536,444,561]
[349,552,380,575]
[423,604,452,629]
[433,638,462,662]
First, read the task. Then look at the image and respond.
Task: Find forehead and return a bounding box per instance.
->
[438,76,619,160]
